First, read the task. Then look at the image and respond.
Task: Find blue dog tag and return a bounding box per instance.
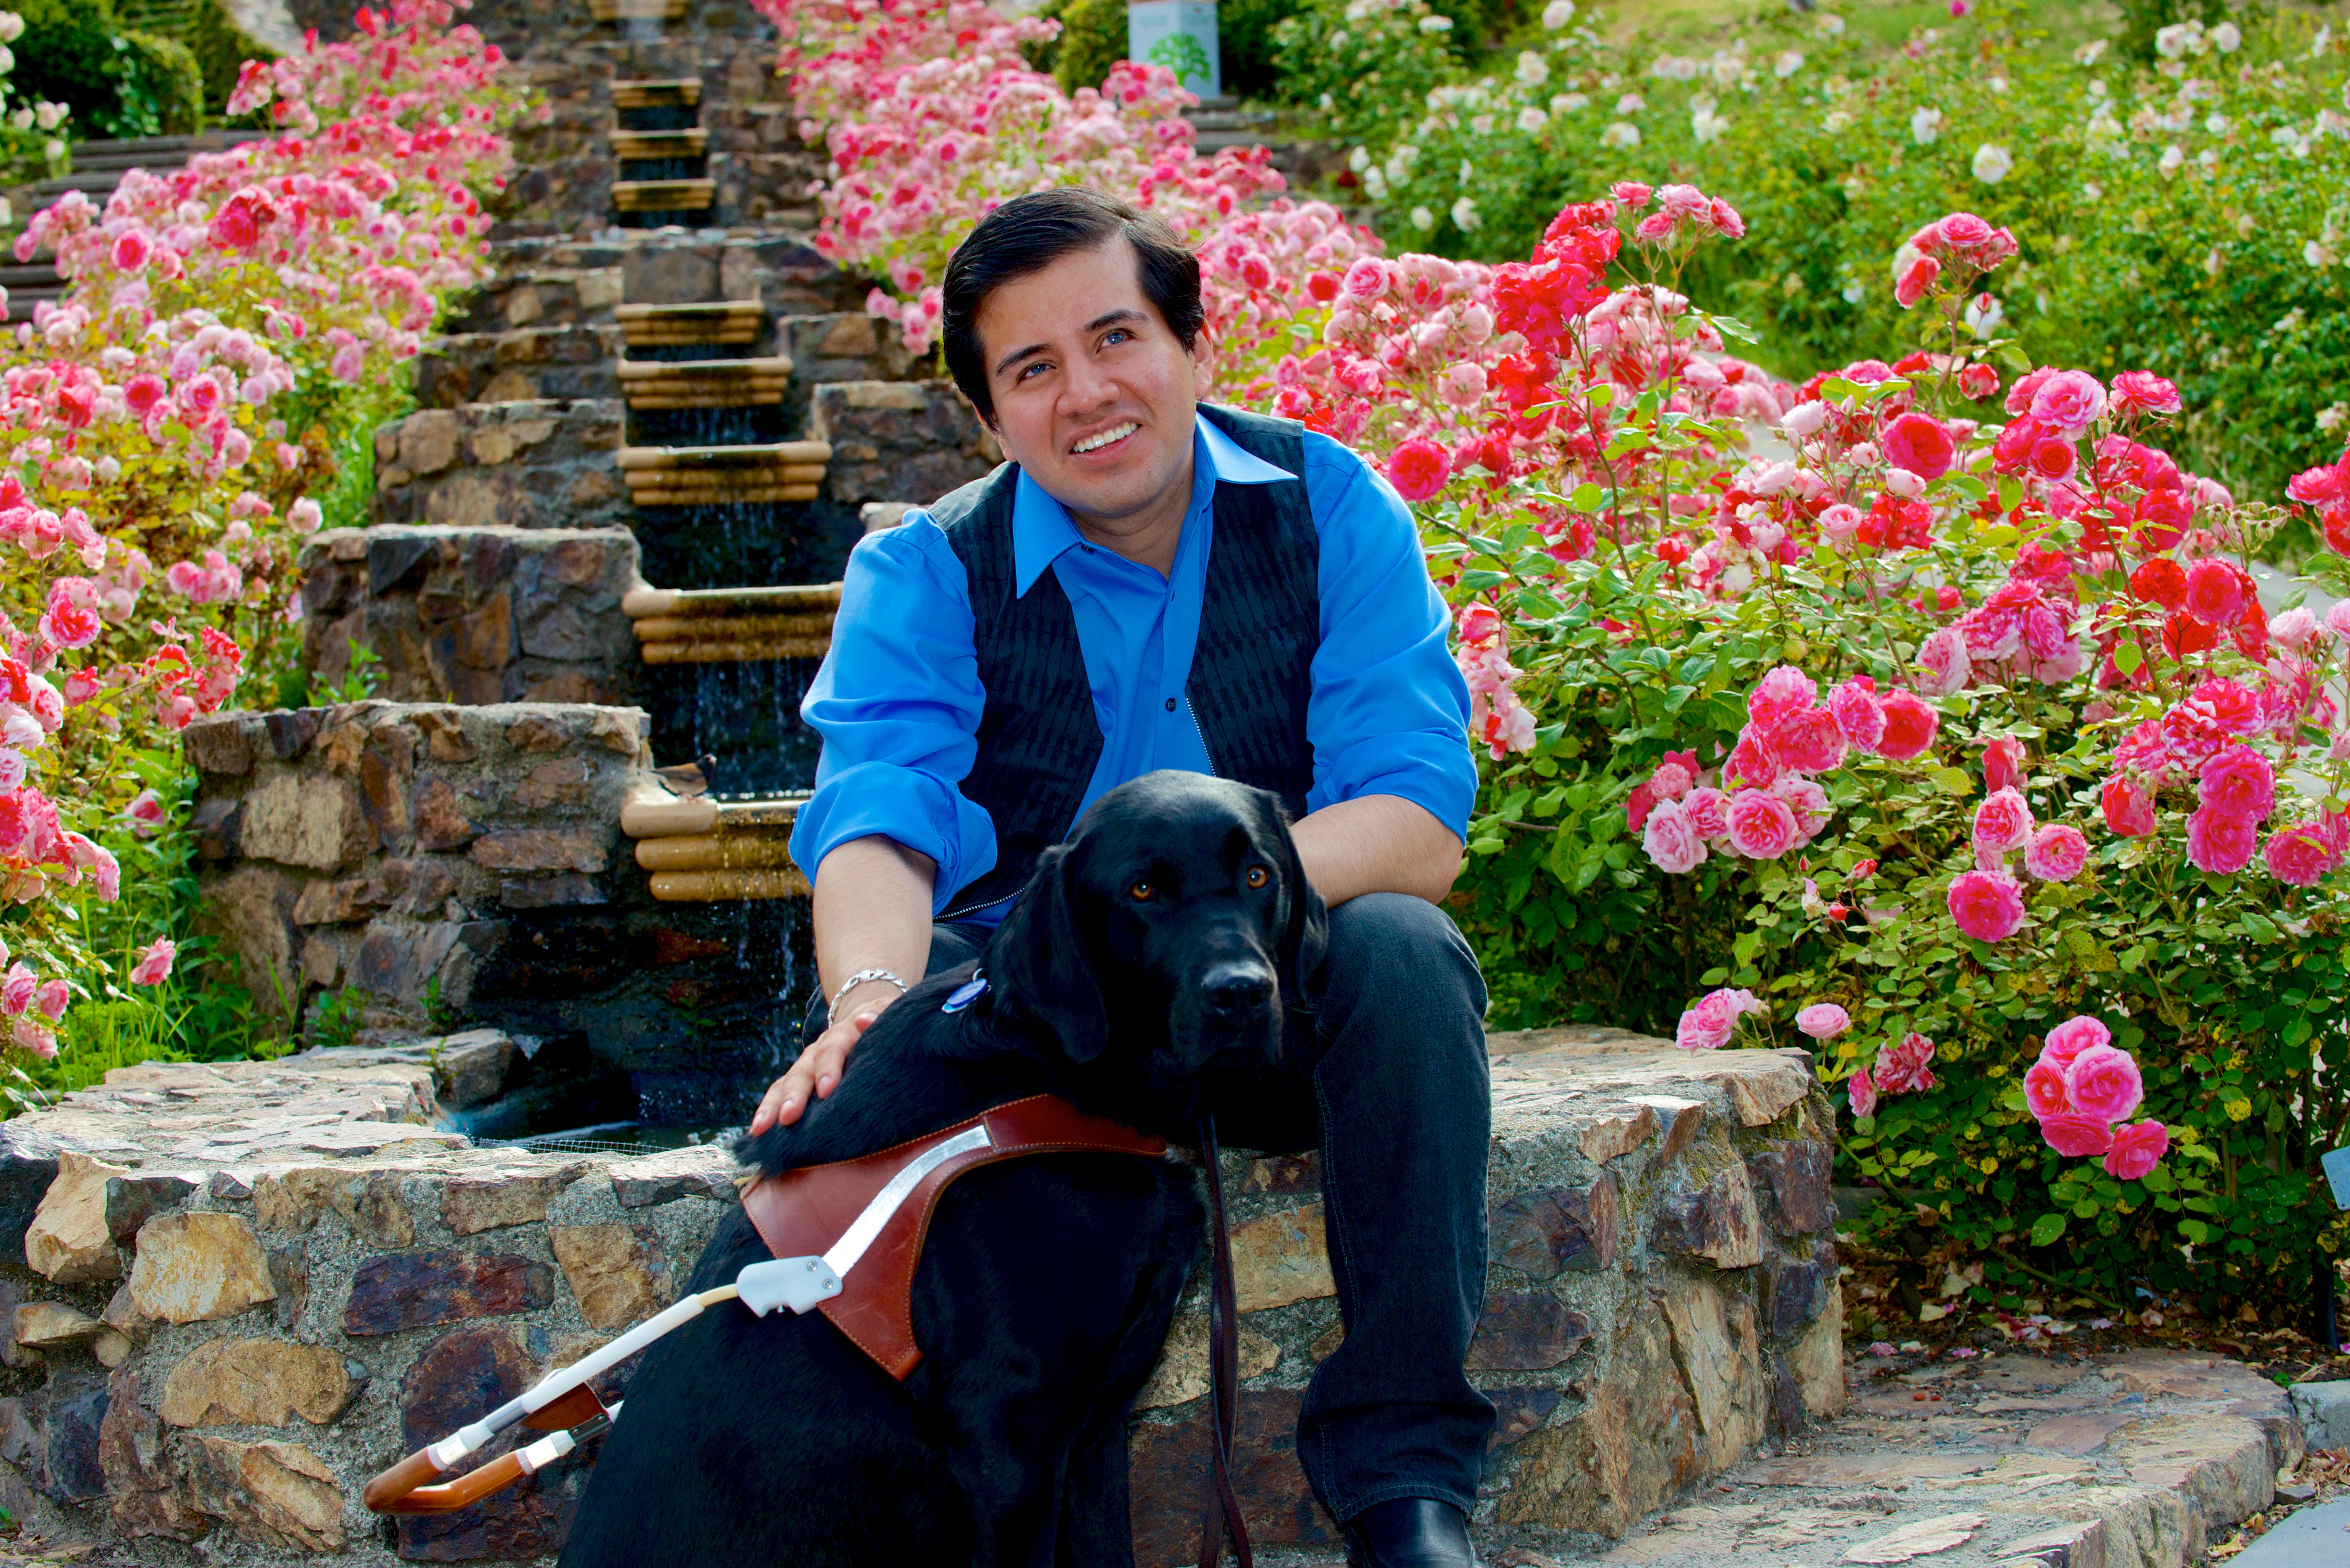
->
[942,973,988,1014]
[2325,1145,2350,1210]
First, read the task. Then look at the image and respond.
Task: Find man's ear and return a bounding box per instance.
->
[985,845,1111,1062]
[1274,816,1329,1011]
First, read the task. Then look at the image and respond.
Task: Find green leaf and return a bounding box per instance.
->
[2028,1212,2066,1247]
[1569,482,1604,512]
[1931,766,1976,796]
[2179,1218,2211,1244]
[1456,569,1509,591]
[2113,642,2144,676]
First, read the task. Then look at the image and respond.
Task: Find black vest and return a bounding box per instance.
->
[930,404,1320,918]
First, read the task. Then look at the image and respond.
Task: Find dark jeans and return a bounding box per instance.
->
[928,891,1495,1524]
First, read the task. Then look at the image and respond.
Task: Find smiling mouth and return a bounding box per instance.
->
[1071,421,1139,456]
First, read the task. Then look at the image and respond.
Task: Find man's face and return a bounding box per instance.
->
[973,238,1201,532]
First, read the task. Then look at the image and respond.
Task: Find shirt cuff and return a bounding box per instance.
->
[789,761,999,914]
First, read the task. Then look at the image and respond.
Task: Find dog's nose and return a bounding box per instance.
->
[1200,963,1275,1019]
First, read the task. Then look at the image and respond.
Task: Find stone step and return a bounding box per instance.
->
[618,438,831,506]
[616,299,765,347]
[0,1011,1850,1563]
[485,231,864,317]
[614,77,702,109]
[588,0,686,20]
[616,354,794,409]
[622,579,837,665]
[613,128,709,161]
[413,324,627,408]
[612,177,716,216]
[809,379,1000,508]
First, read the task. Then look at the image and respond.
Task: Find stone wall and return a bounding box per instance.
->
[184,702,648,1034]
[186,703,818,1120]
[298,528,642,709]
[810,379,1000,507]
[0,1032,1839,1565]
[369,402,631,535]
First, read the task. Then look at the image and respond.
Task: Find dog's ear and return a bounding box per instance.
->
[986,844,1111,1062]
[1273,812,1329,1009]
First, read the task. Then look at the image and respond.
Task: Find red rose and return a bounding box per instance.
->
[2128,558,2185,607]
[1876,690,1940,760]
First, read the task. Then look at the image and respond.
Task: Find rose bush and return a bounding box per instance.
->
[1289,0,2350,515]
[0,0,523,1105]
[1199,168,2350,1313]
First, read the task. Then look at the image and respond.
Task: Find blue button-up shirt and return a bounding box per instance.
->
[790,415,1476,924]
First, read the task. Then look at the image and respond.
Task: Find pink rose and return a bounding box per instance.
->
[1642,798,1709,874]
[1385,439,1450,502]
[2109,371,2182,419]
[1877,690,1941,760]
[1847,1066,1878,1119]
[2028,369,2107,434]
[1649,761,1693,800]
[2038,1113,2114,1158]
[1894,254,1940,308]
[1675,986,1764,1051]
[1916,628,1970,697]
[2024,823,2089,882]
[2023,1059,2074,1120]
[1724,732,1781,790]
[129,936,176,987]
[1795,1003,1850,1039]
[2185,807,2257,875]
[1828,678,1884,752]
[1874,1031,1938,1095]
[1746,665,1818,729]
[2181,558,2249,626]
[2195,743,2274,823]
[1981,735,2025,794]
[11,1020,54,1060]
[32,978,66,1021]
[1771,706,1848,774]
[2040,1015,2110,1070]
[111,227,153,274]
[1683,787,1729,839]
[2100,775,2156,837]
[2066,1044,2145,1124]
[2264,824,2339,887]
[0,963,33,1016]
[1972,788,2034,856]
[1881,412,1956,479]
[1947,869,2025,941]
[1773,775,1831,842]
[2101,1120,2170,1181]
[1725,789,1801,859]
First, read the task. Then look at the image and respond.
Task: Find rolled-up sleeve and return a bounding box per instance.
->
[1299,432,1477,839]
[789,518,1000,910]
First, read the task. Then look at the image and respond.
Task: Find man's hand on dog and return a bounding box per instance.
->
[752,991,893,1132]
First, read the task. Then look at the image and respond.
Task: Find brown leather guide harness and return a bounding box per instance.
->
[740,1094,1256,1568]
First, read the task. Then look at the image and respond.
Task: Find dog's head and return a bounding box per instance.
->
[985,771,1327,1122]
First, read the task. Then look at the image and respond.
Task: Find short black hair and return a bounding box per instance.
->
[941,187,1204,426]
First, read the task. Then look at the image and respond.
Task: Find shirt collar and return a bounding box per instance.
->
[1011,412,1298,596]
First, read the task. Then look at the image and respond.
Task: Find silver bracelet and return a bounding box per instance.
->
[828,967,908,1026]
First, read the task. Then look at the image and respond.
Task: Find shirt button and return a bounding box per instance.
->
[1164,698,1176,712]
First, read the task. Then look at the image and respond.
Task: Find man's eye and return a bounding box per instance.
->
[1245,867,1270,889]
[1018,361,1050,381]
[1130,881,1154,902]
[1103,329,1131,346]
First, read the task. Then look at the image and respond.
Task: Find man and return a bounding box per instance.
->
[756,186,1493,1568]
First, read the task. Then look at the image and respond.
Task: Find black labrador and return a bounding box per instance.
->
[559,771,1327,1568]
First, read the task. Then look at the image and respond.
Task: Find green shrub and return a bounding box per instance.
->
[1217,0,1308,100]
[119,0,277,115]
[1297,1,2350,527]
[1026,0,1131,96]
[12,0,205,138]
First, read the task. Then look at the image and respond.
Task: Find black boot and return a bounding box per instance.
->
[1342,1499,1478,1568]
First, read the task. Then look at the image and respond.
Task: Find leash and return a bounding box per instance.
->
[1196,1115,1255,1568]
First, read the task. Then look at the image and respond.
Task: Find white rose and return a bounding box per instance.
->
[1417,14,1451,33]
[1970,143,2013,183]
[1515,50,1548,87]
[1410,206,1437,232]
[1451,197,1481,231]
[1541,0,1574,27]
[1515,106,1549,133]
[2211,21,2240,54]
[1909,106,1942,144]
[0,12,21,43]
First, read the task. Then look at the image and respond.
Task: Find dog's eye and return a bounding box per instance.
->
[1245,866,1270,889]
[1129,881,1154,903]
